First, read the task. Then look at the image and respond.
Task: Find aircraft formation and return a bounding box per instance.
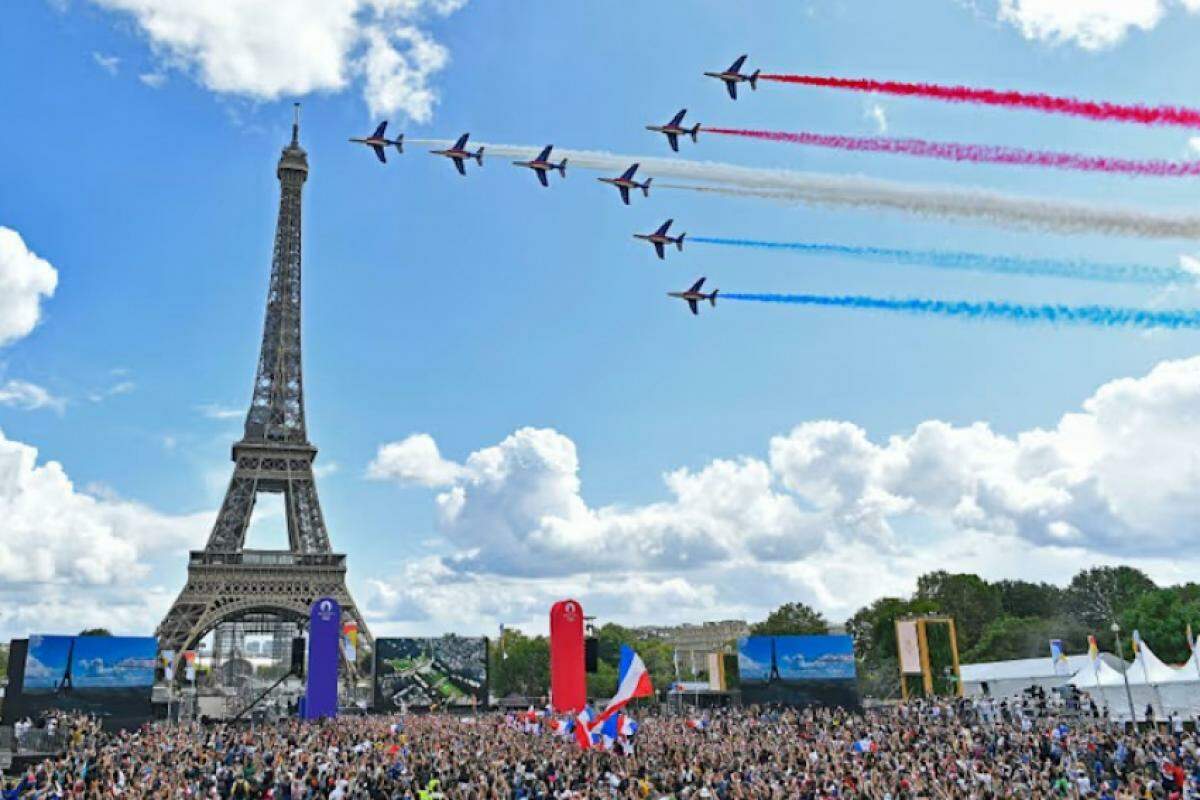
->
[348,56,761,315]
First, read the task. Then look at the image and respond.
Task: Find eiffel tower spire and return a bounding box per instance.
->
[157,107,368,664]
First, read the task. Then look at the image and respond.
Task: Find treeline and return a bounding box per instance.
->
[846,566,1197,696]
[489,624,677,700]
[487,566,1199,699]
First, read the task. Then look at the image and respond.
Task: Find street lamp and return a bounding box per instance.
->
[1111,622,1137,727]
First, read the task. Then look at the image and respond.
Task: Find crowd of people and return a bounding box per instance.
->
[5,697,1200,799]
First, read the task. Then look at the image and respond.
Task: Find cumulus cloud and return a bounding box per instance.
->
[367,356,1200,631]
[0,427,209,587]
[368,432,465,487]
[996,0,1198,50]
[82,0,466,120]
[0,227,58,348]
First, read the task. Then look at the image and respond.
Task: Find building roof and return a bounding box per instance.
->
[960,653,1122,682]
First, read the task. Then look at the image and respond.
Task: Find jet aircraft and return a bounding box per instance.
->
[512,145,567,187]
[634,219,686,259]
[350,121,404,163]
[597,163,652,205]
[704,55,760,99]
[431,133,484,175]
[646,109,700,152]
[669,277,719,315]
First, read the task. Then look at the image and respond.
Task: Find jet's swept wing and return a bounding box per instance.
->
[535,145,553,162]
[620,163,639,181]
[655,219,673,235]
[728,55,748,73]
[618,185,630,205]
[537,170,549,187]
[453,133,470,150]
[452,157,466,176]
[372,121,388,139]
[372,145,387,163]
[688,277,706,293]
[654,241,665,259]
[726,82,738,100]
[669,109,687,126]
[687,298,699,315]
[665,132,679,152]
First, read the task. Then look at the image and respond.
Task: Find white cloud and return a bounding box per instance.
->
[368,433,465,487]
[367,356,1200,631]
[197,403,242,420]
[864,101,888,134]
[0,379,66,413]
[996,0,1200,50]
[87,379,136,403]
[0,227,58,348]
[92,51,120,74]
[138,71,167,88]
[0,427,209,588]
[82,0,466,120]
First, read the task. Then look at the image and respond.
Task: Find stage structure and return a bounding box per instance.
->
[156,107,370,681]
[895,615,961,699]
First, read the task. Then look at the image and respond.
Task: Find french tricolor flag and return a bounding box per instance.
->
[573,707,596,750]
[595,644,654,724]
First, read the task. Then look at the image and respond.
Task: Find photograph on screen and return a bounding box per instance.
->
[373,635,487,710]
[14,635,160,730]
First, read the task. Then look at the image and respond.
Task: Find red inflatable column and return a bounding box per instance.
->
[549,599,587,713]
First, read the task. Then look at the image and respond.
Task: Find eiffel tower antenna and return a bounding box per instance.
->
[157,107,369,675]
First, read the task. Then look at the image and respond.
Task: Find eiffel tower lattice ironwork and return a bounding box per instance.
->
[157,107,370,661]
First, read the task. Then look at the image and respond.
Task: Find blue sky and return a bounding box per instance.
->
[5,0,1200,642]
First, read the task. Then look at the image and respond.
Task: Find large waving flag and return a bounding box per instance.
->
[573,707,596,750]
[595,645,654,724]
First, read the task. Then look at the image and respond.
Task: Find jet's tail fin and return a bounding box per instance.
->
[677,233,686,251]
[690,124,700,142]
[558,158,568,176]
[750,69,760,90]
[474,147,485,165]
[710,289,719,307]
[394,134,404,154]
[642,177,652,197]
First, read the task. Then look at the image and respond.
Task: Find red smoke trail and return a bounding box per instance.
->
[704,127,1200,178]
[759,75,1200,129]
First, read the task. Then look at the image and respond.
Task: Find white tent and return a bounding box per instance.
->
[1070,638,1200,721]
[961,654,1108,698]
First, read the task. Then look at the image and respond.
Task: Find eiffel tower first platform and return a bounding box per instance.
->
[157,108,370,660]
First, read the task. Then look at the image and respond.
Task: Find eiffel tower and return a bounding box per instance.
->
[157,107,369,662]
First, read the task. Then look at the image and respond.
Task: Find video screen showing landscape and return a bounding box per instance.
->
[736,635,774,685]
[737,635,860,709]
[775,635,856,681]
[17,635,159,730]
[373,635,487,710]
[24,635,75,693]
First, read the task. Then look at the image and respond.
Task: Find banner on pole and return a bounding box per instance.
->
[549,599,587,713]
[897,621,921,675]
[305,597,341,719]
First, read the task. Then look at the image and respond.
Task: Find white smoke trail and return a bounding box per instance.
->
[408,138,1200,239]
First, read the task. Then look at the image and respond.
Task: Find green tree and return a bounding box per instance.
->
[751,602,830,636]
[1066,566,1156,630]
[488,628,550,698]
[995,580,1063,619]
[915,571,1002,651]
[79,628,113,636]
[965,615,1088,663]
[1118,584,1200,663]
[844,596,936,699]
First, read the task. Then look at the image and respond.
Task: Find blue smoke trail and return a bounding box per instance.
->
[690,237,1189,286]
[721,293,1200,330]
